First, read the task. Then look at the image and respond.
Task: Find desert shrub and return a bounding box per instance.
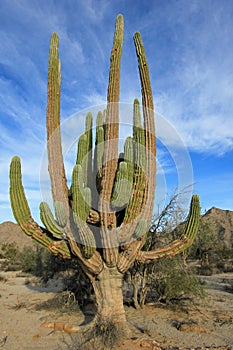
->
[146,256,205,304]
[93,319,120,349]
[39,253,93,306]
[0,242,20,270]
[198,265,213,276]
[17,246,38,273]
[1,242,18,259]
[35,290,79,313]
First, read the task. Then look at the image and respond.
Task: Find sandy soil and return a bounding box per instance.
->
[0,271,233,350]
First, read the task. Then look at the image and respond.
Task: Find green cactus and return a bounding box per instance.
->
[9,157,70,258]
[54,201,67,228]
[134,220,148,240]
[133,98,146,169]
[71,164,96,259]
[111,161,131,209]
[10,156,32,227]
[76,134,87,166]
[124,136,134,184]
[40,202,64,239]
[182,194,200,246]
[85,112,93,188]
[8,14,200,334]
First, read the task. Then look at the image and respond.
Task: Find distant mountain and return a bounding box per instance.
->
[200,207,233,248]
[0,221,34,251]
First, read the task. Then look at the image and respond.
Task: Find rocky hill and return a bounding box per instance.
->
[0,221,34,252]
[201,207,233,248]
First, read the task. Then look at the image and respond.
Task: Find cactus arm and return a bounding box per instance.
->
[117,101,148,244]
[117,33,157,270]
[95,127,104,179]
[133,98,146,169]
[75,112,93,188]
[54,201,67,227]
[94,112,104,176]
[45,33,98,266]
[72,165,96,259]
[124,136,134,183]
[118,238,147,273]
[118,34,155,244]
[98,14,124,267]
[76,134,88,166]
[9,156,71,258]
[133,32,156,225]
[100,14,124,210]
[93,120,104,209]
[9,156,102,273]
[85,112,93,188]
[40,202,64,239]
[111,162,131,209]
[46,32,69,205]
[136,195,200,263]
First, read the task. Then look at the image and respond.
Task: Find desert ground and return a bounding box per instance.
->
[0,270,233,350]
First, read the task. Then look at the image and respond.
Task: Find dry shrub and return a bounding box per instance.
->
[35,291,79,313]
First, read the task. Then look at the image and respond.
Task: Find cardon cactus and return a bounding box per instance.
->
[9,14,200,336]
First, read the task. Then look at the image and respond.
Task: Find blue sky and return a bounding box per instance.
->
[1,0,233,224]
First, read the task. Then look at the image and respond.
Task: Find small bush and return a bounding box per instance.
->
[198,265,213,276]
[17,246,37,273]
[93,318,122,349]
[35,291,79,313]
[0,242,20,270]
[147,257,205,304]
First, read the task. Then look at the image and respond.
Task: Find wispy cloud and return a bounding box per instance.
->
[152,0,233,154]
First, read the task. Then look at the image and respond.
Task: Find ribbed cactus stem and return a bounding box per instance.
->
[133,98,141,128]
[9,156,32,226]
[83,187,92,218]
[133,31,156,229]
[124,136,134,184]
[40,202,64,238]
[72,165,85,221]
[72,164,96,259]
[123,165,147,225]
[96,111,103,127]
[85,112,93,133]
[47,32,68,203]
[85,112,93,188]
[133,99,146,169]
[92,121,105,208]
[48,33,60,130]
[95,126,104,174]
[134,220,147,240]
[54,201,67,227]
[136,195,201,264]
[111,161,131,209]
[183,194,200,244]
[9,157,71,258]
[102,109,107,125]
[76,134,87,165]
[98,14,124,267]
[76,133,88,187]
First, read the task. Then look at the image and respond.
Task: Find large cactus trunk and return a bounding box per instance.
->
[91,267,130,335]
